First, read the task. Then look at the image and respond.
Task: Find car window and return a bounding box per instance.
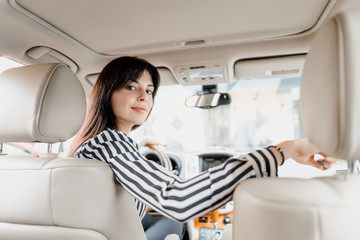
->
[132,77,347,178]
[132,77,304,152]
[0,57,23,73]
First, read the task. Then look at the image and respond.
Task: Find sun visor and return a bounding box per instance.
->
[234,55,305,80]
[86,67,177,87]
[157,67,178,86]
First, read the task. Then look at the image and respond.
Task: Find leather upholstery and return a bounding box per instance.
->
[0,63,146,239]
[0,157,146,240]
[300,8,360,162]
[233,176,360,240]
[0,63,86,143]
[233,8,360,240]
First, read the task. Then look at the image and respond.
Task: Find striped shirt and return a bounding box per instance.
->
[75,129,278,222]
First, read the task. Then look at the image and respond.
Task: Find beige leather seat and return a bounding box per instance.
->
[232,7,360,240]
[0,63,147,239]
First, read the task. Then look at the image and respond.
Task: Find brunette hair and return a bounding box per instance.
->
[68,56,160,157]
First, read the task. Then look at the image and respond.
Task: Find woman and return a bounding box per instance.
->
[68,56,336,239]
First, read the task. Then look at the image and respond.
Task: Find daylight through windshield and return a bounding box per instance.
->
[132,77,304,153]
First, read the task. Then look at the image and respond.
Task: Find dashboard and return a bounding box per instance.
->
[198,153,234,172]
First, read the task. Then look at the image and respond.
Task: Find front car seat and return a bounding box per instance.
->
[0,63,147,240]
[232,5,360,240]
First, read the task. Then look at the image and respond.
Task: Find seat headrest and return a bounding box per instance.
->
[0,63,86,143]
[300,9,360,162]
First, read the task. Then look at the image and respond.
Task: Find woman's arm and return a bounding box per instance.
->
[273,139,337,170]
[78,130,336,222]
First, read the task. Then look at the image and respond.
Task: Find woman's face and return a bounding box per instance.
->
[111,70,154,134]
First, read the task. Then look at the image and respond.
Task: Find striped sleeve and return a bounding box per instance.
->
[76,129,279,222]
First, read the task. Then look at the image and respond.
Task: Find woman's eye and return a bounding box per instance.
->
[146,90,154,95]
[126,85,136,91]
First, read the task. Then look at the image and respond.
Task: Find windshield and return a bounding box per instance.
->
[132,77,305,153]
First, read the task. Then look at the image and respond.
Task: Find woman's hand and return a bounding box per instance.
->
[276,139,338,170]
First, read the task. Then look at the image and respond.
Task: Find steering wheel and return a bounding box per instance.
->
[144,144,172,171]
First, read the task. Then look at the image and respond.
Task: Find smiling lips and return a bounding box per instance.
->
[131,106,148,113]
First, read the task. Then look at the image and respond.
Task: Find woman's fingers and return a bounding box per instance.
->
[315,156,338,170]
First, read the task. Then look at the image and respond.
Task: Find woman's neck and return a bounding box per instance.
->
[116,124,132,135]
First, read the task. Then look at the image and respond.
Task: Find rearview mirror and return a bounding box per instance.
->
[185,92,231,109]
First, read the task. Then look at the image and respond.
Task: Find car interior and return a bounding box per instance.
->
[1,0,360,239]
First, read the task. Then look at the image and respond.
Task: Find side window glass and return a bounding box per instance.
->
[0,57,23,73]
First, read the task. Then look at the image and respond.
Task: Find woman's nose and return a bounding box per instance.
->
[138,90,148,102]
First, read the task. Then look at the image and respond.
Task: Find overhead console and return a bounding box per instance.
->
[174,62,229,86]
